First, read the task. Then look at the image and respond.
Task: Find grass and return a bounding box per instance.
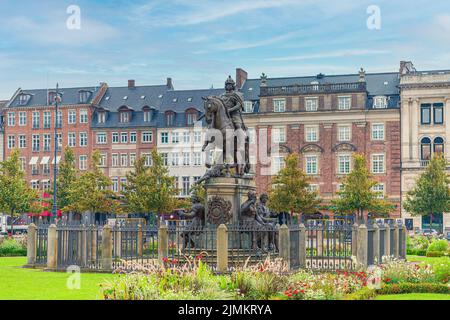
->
[0,257,119,300]
[375,293,450,300]
[407,255,449,264]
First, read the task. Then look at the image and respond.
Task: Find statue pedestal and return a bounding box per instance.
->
[204,176,256,225]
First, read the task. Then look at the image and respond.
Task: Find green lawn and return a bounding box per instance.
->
[0,257,118,300]
[407,255,449,264]
[375,293,450,300]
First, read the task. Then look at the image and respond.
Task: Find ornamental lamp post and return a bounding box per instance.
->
[51,83,60,224]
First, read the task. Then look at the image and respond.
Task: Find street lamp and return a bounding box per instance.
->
[51,83,60,223]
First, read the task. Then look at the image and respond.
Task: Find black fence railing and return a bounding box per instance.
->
[35,223,49,265]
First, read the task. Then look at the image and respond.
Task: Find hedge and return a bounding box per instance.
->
[376,283,450,295]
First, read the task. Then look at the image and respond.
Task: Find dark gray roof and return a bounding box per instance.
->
[160,88,224,113]
[0,100,8,110]
[8,86,101,107]
[97,85,169,112]
[240,72,400,101]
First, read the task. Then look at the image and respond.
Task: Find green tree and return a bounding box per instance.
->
[404,154,450,230]
[0,149,40,233]
[267,153,320,219]
[331,153,394,223]
[64,151,122,218]
[122,150,178,219]
[49,147,77,213]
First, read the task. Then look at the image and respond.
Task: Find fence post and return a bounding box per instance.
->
[26,223,37,266]
[217,224,228,273]
[401,225,407,259]
[114,225,122,258]
[393,224,400,259]
[158,224,168,262]
[279,224,290,270]
[356,224,368,269]
[101,225,113,270]
[384,223,391,259]
[351,223,358,257]
[46,224,57,270]
[137,224,143,257]
[373,223,380,265]
[299,223,306,268]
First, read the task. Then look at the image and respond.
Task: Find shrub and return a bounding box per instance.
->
[427,239,448,255]
[344,287,377,300]
[426,251,444,257]
[380,258,436,284]
[376,283,450,295]
[407,235,430,253]
[0,238,27,257]
[432,257,450,283]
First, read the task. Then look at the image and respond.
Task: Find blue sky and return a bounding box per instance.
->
[0,0,450,99]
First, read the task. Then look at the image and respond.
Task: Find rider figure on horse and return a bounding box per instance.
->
[221,76,246,131]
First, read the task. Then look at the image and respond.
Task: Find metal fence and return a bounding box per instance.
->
[35,223,49,265]
[367,224,375,266]
[289,225,300,270]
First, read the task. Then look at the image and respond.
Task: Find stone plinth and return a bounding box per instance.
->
[204,176,256,225]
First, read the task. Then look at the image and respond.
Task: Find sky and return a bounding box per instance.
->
[0,0,450,99]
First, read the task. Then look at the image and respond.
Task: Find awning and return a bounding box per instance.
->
[40,156,50,165]
[29,157,39,165]
[30,180,39,184]
[52,156,61,165]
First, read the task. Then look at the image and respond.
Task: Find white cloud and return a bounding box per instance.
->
[266,49,390,61]
[214,31,304,51]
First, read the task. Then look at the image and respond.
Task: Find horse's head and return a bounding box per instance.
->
[202,96,217,125]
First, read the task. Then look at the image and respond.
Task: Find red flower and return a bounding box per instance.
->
[162,257,168,263]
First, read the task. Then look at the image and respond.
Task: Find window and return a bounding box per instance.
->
[248,128,256,144]
[338,155,351,174]
[143,153,152,167]
[305,126,318,142]
[18,94,29,105]
[433,103,444,124]
[120,178,127,192]
[32,134,39,152]
[194,131,202,143]
[142,131,153,143]
[79,132,88,147]
[7,112,15,126]
[68,133,76,147]
[143,110,151,122]
[183,132,190,144]
[120,154,128,167]
[166,113,174,126]
[338,126,351,141]
[42,164,50,175]
[19,112,26,126]
[100,154,107,167]
[43,111,51,128]
[272,127,286,143]
[112,132,119,143]
[305,98,318,111]
[120,112,130,123]
[244,101,253,113]
[172,152,179,166]
[7,135,15,149]
[19,157,26,171]
[96,132,107,144]
[130,132,137,144]
[434,137,444,154]
[98,112,106,124]
[80,109,88,123]
[183,152,190,166]
[420,137,432,160]
[19,135,26,148]
[31,180,40,189]
[420,104,431,124]
[308,184,319,193]
[79,91,90,103]
[79,155,87,170]
[68,110,76,124]
[373,96,387,109]
[129,153,136,166]
[371,123,385,141]
[112,178,118,192]
[172,132,180,144]
[32,111,40,129]
[43,180,51,190]
[57,133,62,151]
[161,153,169,166]
[305,156,318,175]
[338,96,351,110]
[56,110,62,128]
[120,132,128,144]
[161,132,169,144]
[112,154,119,167]
[182,177,190,196]
[273,99,286,112]
[187,113,197,125]
[372,154,385,174]
[193,152,201,166]
[44,134,51,151]
[372,184,385,199]
[193,176,201,184]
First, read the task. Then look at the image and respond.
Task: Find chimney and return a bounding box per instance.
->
[235,68,248,89]
[128,79,135,88]
[399,61,416,75]
[166,77,174,90]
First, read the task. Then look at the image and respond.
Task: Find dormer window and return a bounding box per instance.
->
[244,101,254,113]
[187,97,193,102]
[123,96,128,100]
[141,95,146,99]
[173,98,178,103]
[158,94,163,99]
[98,112,106,124]
[18,94,30,106]
[78,90,91,103]
[373,96,387,109]
[166,112,174,126]
[48,92,62,105]
[186,112,197,126]
[120,111,130,123]
[143,107,152,122]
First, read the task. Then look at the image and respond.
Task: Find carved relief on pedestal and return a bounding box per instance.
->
[207,195,232,225]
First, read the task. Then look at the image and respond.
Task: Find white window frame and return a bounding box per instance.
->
[371,123,385,141]
[305,97,318,111]
[96,132,107,144]
[19,112,26,126]
[373,96,387,109]
[79,132,88,147]
[305,125,319,142]
[273,99,286,112]
[161,132,168,144]
[338,96,351,110]
[371,154,385,174]
[79,109,88,123]
[337,154,351,175]
[142,131,153,143]
[272,127,286,144]
[112,132,119,144]
[68,132,76,147]
[120,132,128,144]
[305,155,318,175]
[79,155,87,171]
[68,110,76,124]
[372,183,385,199]
[338,125,351,142]
[7,112,15,126]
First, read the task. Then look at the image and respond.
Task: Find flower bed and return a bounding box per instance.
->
[0,236,27,257]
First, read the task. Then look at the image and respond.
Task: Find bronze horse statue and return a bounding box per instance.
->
[201,96,250,176]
